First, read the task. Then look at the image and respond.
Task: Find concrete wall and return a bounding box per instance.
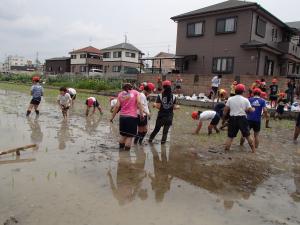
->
[137,73,291,96]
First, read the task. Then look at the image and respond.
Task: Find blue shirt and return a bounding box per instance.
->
[31,84,44,99]
[247,97,266,122]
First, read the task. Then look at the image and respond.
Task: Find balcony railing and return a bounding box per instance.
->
[278,41,300,58]
[86,58,103,65]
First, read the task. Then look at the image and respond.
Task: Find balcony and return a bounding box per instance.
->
[278,41,300,59]
[86,58,103,65]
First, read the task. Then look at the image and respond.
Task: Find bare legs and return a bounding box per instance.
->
[226,135,255,153]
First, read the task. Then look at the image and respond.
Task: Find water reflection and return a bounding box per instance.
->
[106,144,270,208]
[27,118,43,150]
[85,116,101,135]
[108,150,147,205]
[291,151,300,202]
[149,145,173,203]
[57,121,71,150]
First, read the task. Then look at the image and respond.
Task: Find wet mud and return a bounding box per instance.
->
[0,89,299,225]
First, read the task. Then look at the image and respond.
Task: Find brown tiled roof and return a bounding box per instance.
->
[69,46,101,54]
[154,52,175,58]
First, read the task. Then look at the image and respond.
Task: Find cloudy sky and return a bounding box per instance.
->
[0,0,299,62]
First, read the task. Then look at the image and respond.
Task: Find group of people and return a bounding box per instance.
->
[26,75,300,154]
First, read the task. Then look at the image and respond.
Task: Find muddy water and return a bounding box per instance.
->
[0,89,300,225]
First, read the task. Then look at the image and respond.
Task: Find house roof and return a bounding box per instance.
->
[286,21,300,30]
[101,42,142,53]
[69,46,101,54]
[45,57,70,61]
[154,52,175,58]
[171,0,294,32]
[171,0,256,20]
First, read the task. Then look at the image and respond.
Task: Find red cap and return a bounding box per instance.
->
[147,82,155,91]
[162,80,171,87]
[260,92,267,99]
[139,85,144,91]
[255,80,261,84]
[253,88,261,95]
[32,76,40,82]
[235,84,246,92]
[272,79,278,83]
[191,111,199,120]
[279,92,285,98]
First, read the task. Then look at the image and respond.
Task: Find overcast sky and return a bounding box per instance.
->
[0,0,299,62]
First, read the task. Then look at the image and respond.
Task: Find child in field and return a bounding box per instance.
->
[260,92,271,128]
[269,79,279,108]
[26,76,44,117]
[134,82,155,144]
[85,97,103,116]
[67,88,77,101]
[110,97,118,113]
[230,81,237,96]
[57,87,72,119]
[191,110,220,135]
[275,93,287,120]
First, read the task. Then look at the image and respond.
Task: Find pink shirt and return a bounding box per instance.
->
[118,90,139,118]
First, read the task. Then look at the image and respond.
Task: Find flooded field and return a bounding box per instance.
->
[0,87,300,225]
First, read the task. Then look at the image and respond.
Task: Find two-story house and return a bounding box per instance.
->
[101,42,143,74]
[171,0,300,77]
[152,52,176,74]
[69,46,102,74]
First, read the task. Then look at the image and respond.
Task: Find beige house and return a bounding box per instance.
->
[152,52,176,74]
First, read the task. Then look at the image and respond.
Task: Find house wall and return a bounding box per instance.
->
[153,58,176,73]
[176,10,258,75]
[250,11,283,48]
[102,50,140,63]
[70,53,87,65]
[102,61,141,73]
[45,59,71,74]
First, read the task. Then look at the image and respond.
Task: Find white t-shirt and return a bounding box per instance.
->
[226,95,252,116]
[199,111,216,122]
[87,97,96,103]
[68,88,76,95]
[57,93,72,107]
[137,92,150,115]
[110,98,117,108]
[211,76,221,87]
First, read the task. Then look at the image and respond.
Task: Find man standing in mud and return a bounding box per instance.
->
[223,84,256,153]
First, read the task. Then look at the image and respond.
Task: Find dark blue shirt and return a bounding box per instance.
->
[247,97,266,122]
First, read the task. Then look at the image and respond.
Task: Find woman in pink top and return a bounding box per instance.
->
[110,83,144,151]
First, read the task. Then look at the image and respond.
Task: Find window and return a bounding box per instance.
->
[216,17,236,34]
[272,28,278,42]
[80,54,86,58]
[187,22,204,37]
[264,56,274,75]
[80,66,86,72]
[112,66,121,72]
[256,17,266,37]
[103,52,111,58]
[212,57,234,74]
[125,52,136,58]
[71,54,77,59]
[113,51,122,58]
[194,75,199,84]
[58,66,62,72]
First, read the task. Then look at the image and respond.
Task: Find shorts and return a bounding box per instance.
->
[210,113,220,126]
[296,113,300,127]
[85,99,99,108]
[276,105,284,114]
[30,97,41,105]
[70,94,76,100]
[137,115,148,127]
[269,95,278,101]
[119,116,138,137]
[212,87,218,95]
[248,120,261,133]
[228,116,250,138]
